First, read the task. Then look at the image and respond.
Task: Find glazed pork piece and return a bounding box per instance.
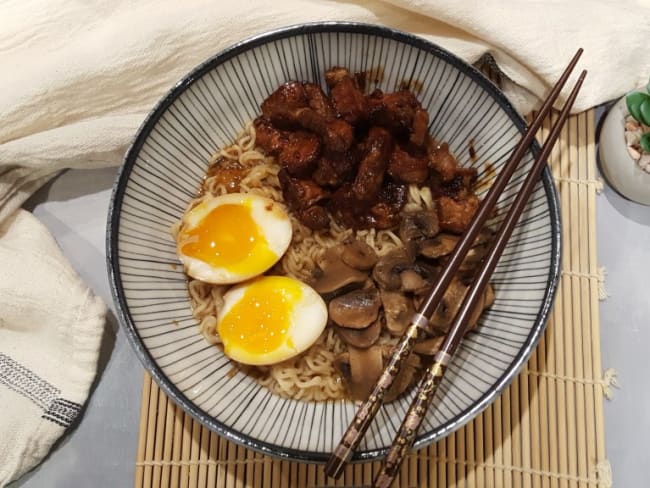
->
[278,169,331,230]
[293,109,354,153]
[303,83,335,118]
[387,143,429,184]
[253,118,320,177]
[312,150,357,187]
[277,131,320,177]
[254,66,479,231]
[326,71,368,125]
[366,89,422,138]
[352,127,393,202]
[438,195,480,234]
[329,179,407,230]
[260,80,309,128]
[260,80,354,153]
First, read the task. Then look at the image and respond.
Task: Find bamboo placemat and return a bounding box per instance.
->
[134,108,614,488]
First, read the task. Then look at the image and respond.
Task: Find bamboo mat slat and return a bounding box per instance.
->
[134,109,612,488]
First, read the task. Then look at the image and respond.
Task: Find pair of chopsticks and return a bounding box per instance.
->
[325,49,586,487]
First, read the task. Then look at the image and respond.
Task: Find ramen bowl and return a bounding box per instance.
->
[107,22,560,462]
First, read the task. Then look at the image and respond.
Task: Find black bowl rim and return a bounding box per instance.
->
[106,21,561,463]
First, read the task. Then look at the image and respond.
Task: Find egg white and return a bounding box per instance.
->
[217,277,328,366]
[177,193,292,284]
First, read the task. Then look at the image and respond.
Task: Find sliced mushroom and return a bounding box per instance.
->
[334,345,384,401]
[467,290,485,332]
[341,240,378,270]
[311,247,367,296]
[473,227,494,246]
[429,279,495,333]
[467,283,495,331]
[372,248,412,291]
[459,243,488,272]
[418,228,492,260]
[418,233,458,259]
[329,285,381,328]
[484,283,495,308]
[380,290,415,336]
[413,335,444,355]
[373,248,437,294]
[332,314,382,348]
[383,347,421,402]
[399,209,439,257]
[399,269,426,293]
[399,261,437,295]
[429,278,468,333]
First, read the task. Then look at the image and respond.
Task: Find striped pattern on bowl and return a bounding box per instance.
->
[107,22,560,462]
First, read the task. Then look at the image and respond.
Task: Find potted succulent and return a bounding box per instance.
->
[623,82,650,170]
[599,78,650,205]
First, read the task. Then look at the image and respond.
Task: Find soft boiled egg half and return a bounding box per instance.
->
[217,276,328,365]
[176,193,292,284]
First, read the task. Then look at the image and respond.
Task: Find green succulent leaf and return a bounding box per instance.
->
[640,133,650,153]
[640,98,650,127]
[626,92,650,123]
[647,77,650,94]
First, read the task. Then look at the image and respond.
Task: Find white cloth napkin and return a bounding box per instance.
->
[1,0,649,484]
[0,210,105,486]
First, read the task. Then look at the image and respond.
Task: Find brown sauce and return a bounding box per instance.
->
[475,162,496,194]
[399,79,424,95]
[202,158,247,194]
[355,66,385,91]
[468,138,477,163]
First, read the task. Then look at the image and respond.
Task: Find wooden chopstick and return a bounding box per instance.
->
[373,69,587,488]
[324,48,584,480]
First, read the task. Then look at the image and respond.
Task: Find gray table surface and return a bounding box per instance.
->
[11,125,650,487]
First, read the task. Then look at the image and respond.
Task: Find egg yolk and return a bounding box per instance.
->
[179,201,276,274]
[218,276,302,356]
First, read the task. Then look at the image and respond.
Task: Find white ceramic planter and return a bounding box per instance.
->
[599,94,650,205]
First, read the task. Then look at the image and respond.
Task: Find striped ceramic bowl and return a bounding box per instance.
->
[107,22,560,462]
